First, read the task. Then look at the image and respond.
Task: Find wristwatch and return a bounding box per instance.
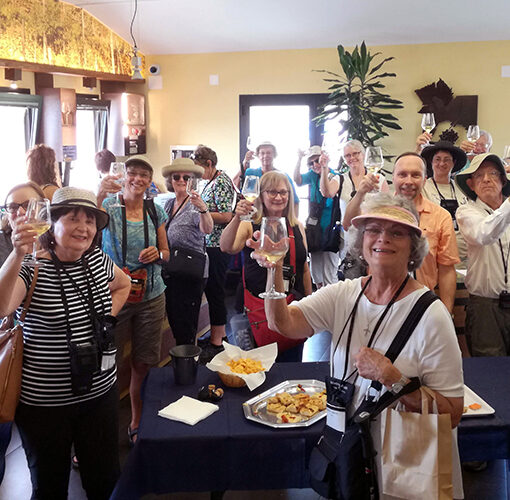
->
[390,374,411,395]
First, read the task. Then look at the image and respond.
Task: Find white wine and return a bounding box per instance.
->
[258,250,287,264]
[30,222,50,236]
[244,194,257,203]
[367,165,382,175]
[423,126,433,134]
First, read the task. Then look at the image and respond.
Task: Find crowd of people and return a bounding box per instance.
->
[1,128,508,498]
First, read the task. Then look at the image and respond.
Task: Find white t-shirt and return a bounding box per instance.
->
[294,278,464,498]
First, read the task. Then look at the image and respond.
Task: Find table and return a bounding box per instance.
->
[112,358,510,499]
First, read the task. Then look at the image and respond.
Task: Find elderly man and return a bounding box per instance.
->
[344,152,459,312]
[456,153,510,356]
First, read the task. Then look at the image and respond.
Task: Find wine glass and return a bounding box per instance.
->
[240,175,260,221]
[24,198,51,266]
[109,162,126,207]
[364,146,385,191]
[258,217,289,300]
[186,175,198,197]
[503,146,510,171]
[467,126,480,154]
[421,113,435,148]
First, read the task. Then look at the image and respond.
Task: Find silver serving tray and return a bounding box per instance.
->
[243,379,326,428]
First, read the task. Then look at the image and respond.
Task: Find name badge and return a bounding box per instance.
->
[327,404,346,433]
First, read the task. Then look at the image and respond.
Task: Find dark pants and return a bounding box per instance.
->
[0,422,12,484]
[204,247,230,326]
[15,385,119,500]
[466,294,510,356]
[164,274,206,345]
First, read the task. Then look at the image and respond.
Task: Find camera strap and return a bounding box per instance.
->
[485,208,510,290]
[432,178,457,202]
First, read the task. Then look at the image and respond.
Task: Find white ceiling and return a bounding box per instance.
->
[67,0,510,55]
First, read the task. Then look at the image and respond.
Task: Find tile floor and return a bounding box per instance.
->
[0,282,508,499]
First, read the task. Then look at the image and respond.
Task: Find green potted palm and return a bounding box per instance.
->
[315,41,403,147]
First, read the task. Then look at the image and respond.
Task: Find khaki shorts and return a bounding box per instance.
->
[115,293,166,365]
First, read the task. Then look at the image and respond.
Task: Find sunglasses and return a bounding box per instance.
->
[308,158,320,166]
[3,200,30,214]
[172,174,192,182]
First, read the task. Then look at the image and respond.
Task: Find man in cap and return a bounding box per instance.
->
[456,153,510,356]
[294,145,339,287]
[420,141,468,263]
[344,152,459,313]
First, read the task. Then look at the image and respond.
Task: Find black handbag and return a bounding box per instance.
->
[165,247,206,281]
[305,200,324,253]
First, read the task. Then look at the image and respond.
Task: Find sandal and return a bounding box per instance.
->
[127,425,138,447]
[71,455,79,470]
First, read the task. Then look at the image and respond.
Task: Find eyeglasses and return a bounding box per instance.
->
[471,170,501,181]
[172,174,192,182]
[126,170,151,180]
[432,156,453,164]
[363,226,411,240]
[264,189,290,198]
[3,200,30,214]
[344,151,362,160]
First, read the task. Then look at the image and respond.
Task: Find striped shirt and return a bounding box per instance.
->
[17,247,116,406]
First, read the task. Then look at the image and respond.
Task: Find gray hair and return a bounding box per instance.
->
[479,129,493,148]
[342,139,365,157]
[345,193,429,273]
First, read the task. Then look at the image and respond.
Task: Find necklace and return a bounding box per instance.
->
[362,303,385,339]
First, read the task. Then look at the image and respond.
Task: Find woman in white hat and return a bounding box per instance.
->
[294,145,339,288]
[161,158,213,346]
[0,187,131,499]
[258,192,464,499]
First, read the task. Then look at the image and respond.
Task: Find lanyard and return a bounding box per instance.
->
[332,274,410,381]
[432,178,457,202]
[484,208,510,289]
[168,196,189,224]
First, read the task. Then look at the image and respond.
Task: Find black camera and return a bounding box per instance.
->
[69,341,99,396]
[499,290,510,309]
[93,314,118,352]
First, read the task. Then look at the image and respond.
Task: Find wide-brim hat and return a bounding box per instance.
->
[455,153,510,201]
[352,205,422,236]
[307,145,322,161]
[51,187,109,231]
[125,155,153,174]
[162,158,205,178]
[421,141,467,178]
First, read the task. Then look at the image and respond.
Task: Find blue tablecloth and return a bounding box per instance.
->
[111,358,510,499]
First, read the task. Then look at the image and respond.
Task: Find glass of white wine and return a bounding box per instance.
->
[364,146,385,191]
[240,175,260,221]
[25,198,51,266]
[467,125,480,151]
[503,145,510,170]
[421,113,436,148]
[109,162,126,207]
[258,217,289,300]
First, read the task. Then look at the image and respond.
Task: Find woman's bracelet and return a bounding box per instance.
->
[199,209,209,214]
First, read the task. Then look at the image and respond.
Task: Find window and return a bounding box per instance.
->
[0,93,42,201]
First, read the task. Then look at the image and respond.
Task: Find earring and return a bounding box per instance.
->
[359,255,366,263]
[409,260,415,266]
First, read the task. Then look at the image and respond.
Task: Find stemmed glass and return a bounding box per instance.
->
[421,113,436,148]
[109,162,126,207]
[246,136,258,167]
[503,146,510,171]
[240,175,260,221]
[258,217,289,300]
[467,125,480,152]
[364,146,385,191]
[24,198,51,266]
[185,176,200,212]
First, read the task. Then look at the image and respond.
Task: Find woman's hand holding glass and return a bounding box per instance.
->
[364,146,385,192]
[240,175,259,221]
[11,213,37,259]
[22,198,51,266]
[109,162,126,207]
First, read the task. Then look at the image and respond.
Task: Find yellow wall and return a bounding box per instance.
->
[145,40,510,185]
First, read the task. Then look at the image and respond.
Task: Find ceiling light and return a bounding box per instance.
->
[129,0,143,80]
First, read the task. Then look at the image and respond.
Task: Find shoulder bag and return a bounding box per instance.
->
[309,290,438,499]
[0,266,39,422]
[163,197,206,282]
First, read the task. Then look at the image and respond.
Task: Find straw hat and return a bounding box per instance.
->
[125,155,153,174]
[455,153,510,201]
[51,187,109,230]
[351,205,422,236]
[307,146,322,162]
[162,158,205,178]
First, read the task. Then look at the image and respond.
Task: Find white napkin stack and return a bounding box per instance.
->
[158,396,219,426]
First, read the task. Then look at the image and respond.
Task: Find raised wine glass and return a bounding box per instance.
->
[185,175,200,212]
[421,113,436,148]
[364,146,385,191]
[109,162,126,207]
[258,217,289,300]
[24,198,51,266]
[240,175,260,221]
[467,126,480,152]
